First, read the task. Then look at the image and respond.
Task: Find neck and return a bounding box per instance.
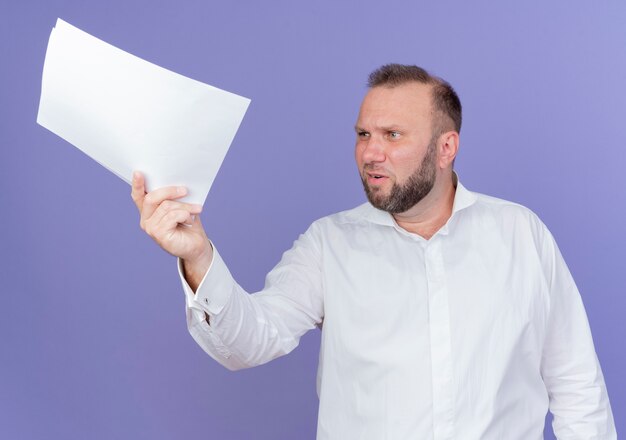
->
[392,171,456,239]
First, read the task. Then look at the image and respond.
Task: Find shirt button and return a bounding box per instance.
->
[204,298,210,305]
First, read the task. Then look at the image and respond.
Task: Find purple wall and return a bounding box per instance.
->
[1,1,624,438]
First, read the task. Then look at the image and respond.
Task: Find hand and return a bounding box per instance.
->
[131,172,213,288]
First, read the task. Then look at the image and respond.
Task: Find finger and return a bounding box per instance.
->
[182,214,196,228]
[147,200,202,229]
[131,171,146,212]
[182,213,200,227]
[150,209,195,242]
[142,185,189,220]
[183,212,205,229]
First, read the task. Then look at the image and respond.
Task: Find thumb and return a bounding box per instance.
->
[131,171,146,212]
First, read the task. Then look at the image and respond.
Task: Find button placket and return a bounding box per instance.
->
[425,238,455,439]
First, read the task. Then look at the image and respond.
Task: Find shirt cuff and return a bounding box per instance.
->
[177,244,235,317]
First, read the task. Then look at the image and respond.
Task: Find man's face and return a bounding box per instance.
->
[355,82,439,214]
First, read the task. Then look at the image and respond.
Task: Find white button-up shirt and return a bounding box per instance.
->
[180,180,616,439]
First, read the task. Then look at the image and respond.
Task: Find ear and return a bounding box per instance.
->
[438,131,459,168]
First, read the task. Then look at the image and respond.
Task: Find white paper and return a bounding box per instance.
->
[37,18,251,205]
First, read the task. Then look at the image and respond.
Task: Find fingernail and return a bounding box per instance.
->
[190,215,196,223]
[177,187,187,195]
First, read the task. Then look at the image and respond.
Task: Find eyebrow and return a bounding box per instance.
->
[354,125,403,132]
[379,125,403,132]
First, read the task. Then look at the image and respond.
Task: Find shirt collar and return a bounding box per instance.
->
[450,172,477,215]
[361,172,477,229]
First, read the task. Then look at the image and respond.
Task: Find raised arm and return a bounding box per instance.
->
[131,171,324,370]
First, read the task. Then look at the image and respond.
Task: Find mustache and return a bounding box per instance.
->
[362,163,393,176]
[363,163,388,171]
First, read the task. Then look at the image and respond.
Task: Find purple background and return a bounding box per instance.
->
[1,1,624,438]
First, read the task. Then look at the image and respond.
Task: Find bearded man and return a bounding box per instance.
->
[132,64,615,439]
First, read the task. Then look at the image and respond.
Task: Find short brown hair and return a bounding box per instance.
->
[367,64,462,135]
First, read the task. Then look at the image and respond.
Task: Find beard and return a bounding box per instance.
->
[361,139,437,214]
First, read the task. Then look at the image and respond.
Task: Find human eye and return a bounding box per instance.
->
[387,131,401,139]
[356,130,370,138]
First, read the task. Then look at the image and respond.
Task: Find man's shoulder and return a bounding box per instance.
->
[471,189,535,216]
[466,189,549,235]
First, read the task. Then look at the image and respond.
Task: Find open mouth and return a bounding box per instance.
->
[366,173,388,184]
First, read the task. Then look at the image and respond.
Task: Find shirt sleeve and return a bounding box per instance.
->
[178,224,324,371]
[538,224,617,439]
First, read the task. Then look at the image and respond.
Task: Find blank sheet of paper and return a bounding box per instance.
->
[37,18,251,205]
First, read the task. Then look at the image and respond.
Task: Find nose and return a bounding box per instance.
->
[359,136,386,164]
